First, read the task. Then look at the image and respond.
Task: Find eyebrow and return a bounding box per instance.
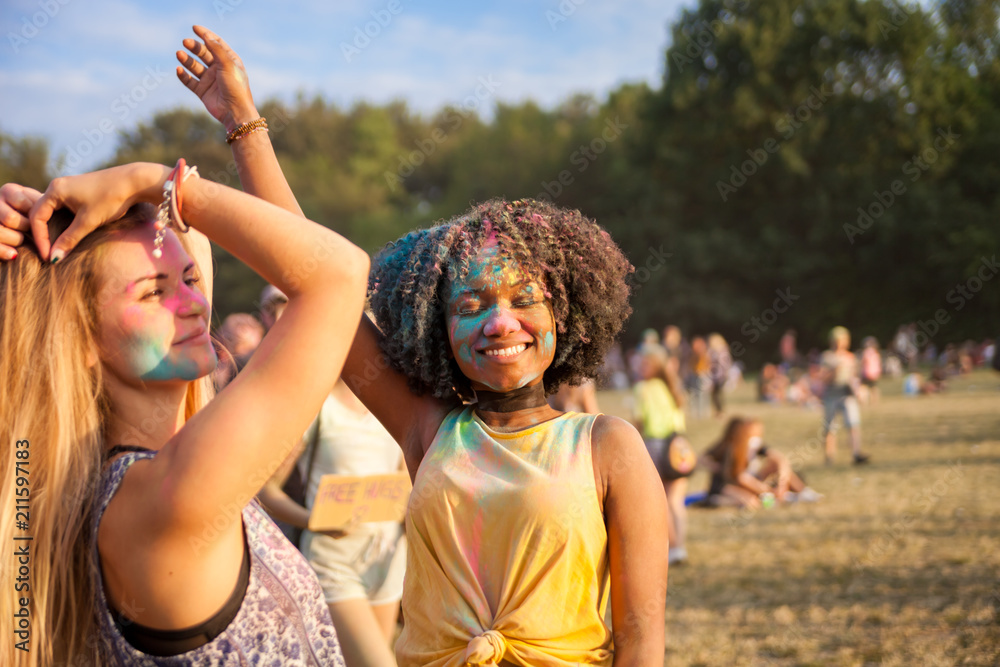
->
[129,262,196,288]
[453,279,538,296]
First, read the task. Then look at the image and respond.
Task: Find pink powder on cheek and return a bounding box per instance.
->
[117,305,171,347]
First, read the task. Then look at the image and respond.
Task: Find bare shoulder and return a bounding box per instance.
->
[590,414,650,506]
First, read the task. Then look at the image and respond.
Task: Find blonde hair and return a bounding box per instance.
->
[0,206,214,666]
[829,325,850,348]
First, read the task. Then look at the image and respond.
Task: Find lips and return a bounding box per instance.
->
[477,341,531,360]
[174,328,208,345]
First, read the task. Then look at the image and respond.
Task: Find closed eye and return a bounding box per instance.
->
[456,299,482,315]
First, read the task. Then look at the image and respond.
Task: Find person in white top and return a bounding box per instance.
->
[260,378,406,667]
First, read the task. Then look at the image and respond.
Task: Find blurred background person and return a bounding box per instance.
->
[779,329,799,373]
[699,417,821,509]
[598,342,631,390]
[859,336,883,406]
[758,363,788,403]
[212,311,264,390]
[259,378,407,667]
[685,336,711,419]
[259,283,288,332]
[662,324,687,377]
[707,333,733,418]
[548,379,600,413]
[820,326,869,465]
[631,348,696,565]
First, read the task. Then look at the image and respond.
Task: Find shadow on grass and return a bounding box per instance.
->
[666,558,999,613]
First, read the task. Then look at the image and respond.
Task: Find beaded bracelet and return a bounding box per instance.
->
[153,158,200,258]
[226,117,268,145]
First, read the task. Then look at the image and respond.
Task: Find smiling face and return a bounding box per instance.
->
[95,224,217,385]
[445,245,556,393]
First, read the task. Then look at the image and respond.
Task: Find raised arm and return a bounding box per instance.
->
[176,25,303,216]
[30,162,369,532]
[177,26,453,463]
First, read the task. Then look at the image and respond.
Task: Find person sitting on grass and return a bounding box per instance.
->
[699,417,822,509]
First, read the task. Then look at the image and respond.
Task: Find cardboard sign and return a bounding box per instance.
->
[307,472,411,531]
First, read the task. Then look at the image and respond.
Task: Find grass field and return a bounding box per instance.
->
[599,369,1000,666]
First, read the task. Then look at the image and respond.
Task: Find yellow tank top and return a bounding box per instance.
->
[396,406,613,667]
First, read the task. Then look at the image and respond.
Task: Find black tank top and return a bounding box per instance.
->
[104,445,253,656]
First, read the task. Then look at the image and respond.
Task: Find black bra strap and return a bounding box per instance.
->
[114,529,252,656]
[104,444,154,461]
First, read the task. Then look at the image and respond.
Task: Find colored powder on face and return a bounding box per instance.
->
[445,248,559,391]
[458,342,474,368]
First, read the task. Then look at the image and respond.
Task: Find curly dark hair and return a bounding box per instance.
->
[368,198,634,400]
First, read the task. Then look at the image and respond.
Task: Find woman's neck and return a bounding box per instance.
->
[102,374,189,451]
[473,383,561,432]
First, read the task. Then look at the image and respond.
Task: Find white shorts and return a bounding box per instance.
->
[301,522,407,605]
[823,392,860,433]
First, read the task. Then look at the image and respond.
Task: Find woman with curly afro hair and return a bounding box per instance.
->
[192,28,670,667]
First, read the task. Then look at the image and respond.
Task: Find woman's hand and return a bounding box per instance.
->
[0,183,41,260]
[318,514,362,540]
[29,163,166,262]
[176,25,259,132]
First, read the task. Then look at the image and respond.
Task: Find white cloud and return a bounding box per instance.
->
[1,0,689,174]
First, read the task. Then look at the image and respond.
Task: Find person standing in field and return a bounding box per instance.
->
[631,348,696,564]
[820,326,870,465]
[859,336,882,406]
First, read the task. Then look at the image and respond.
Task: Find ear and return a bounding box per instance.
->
[86,342,99,369]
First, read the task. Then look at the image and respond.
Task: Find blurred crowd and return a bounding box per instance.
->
[589,322,998,566]
[212,296,997,573]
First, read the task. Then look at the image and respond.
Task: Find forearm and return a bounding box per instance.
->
[257,482,310,529]
[226,105,304,217]
[737,472,769,495]
[129,163,365,297]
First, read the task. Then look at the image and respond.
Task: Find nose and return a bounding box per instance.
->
[481,304,520,338]
[177,281,209,318]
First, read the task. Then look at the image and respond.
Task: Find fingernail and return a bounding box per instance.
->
[9,250,16,260]
[50,251,62,264]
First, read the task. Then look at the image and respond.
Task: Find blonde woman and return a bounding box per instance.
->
[0,153,367,664]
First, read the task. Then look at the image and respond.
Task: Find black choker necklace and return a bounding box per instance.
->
[474,383,548,413]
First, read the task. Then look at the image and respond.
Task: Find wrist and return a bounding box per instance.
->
[224,106,261,134]
[128,163,172,205]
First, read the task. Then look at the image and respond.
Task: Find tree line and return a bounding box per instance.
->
[3,0,997,367]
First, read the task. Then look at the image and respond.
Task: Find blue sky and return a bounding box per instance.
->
[0,0,692,174]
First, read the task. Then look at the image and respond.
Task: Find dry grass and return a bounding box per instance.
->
[599,369,1000,666]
